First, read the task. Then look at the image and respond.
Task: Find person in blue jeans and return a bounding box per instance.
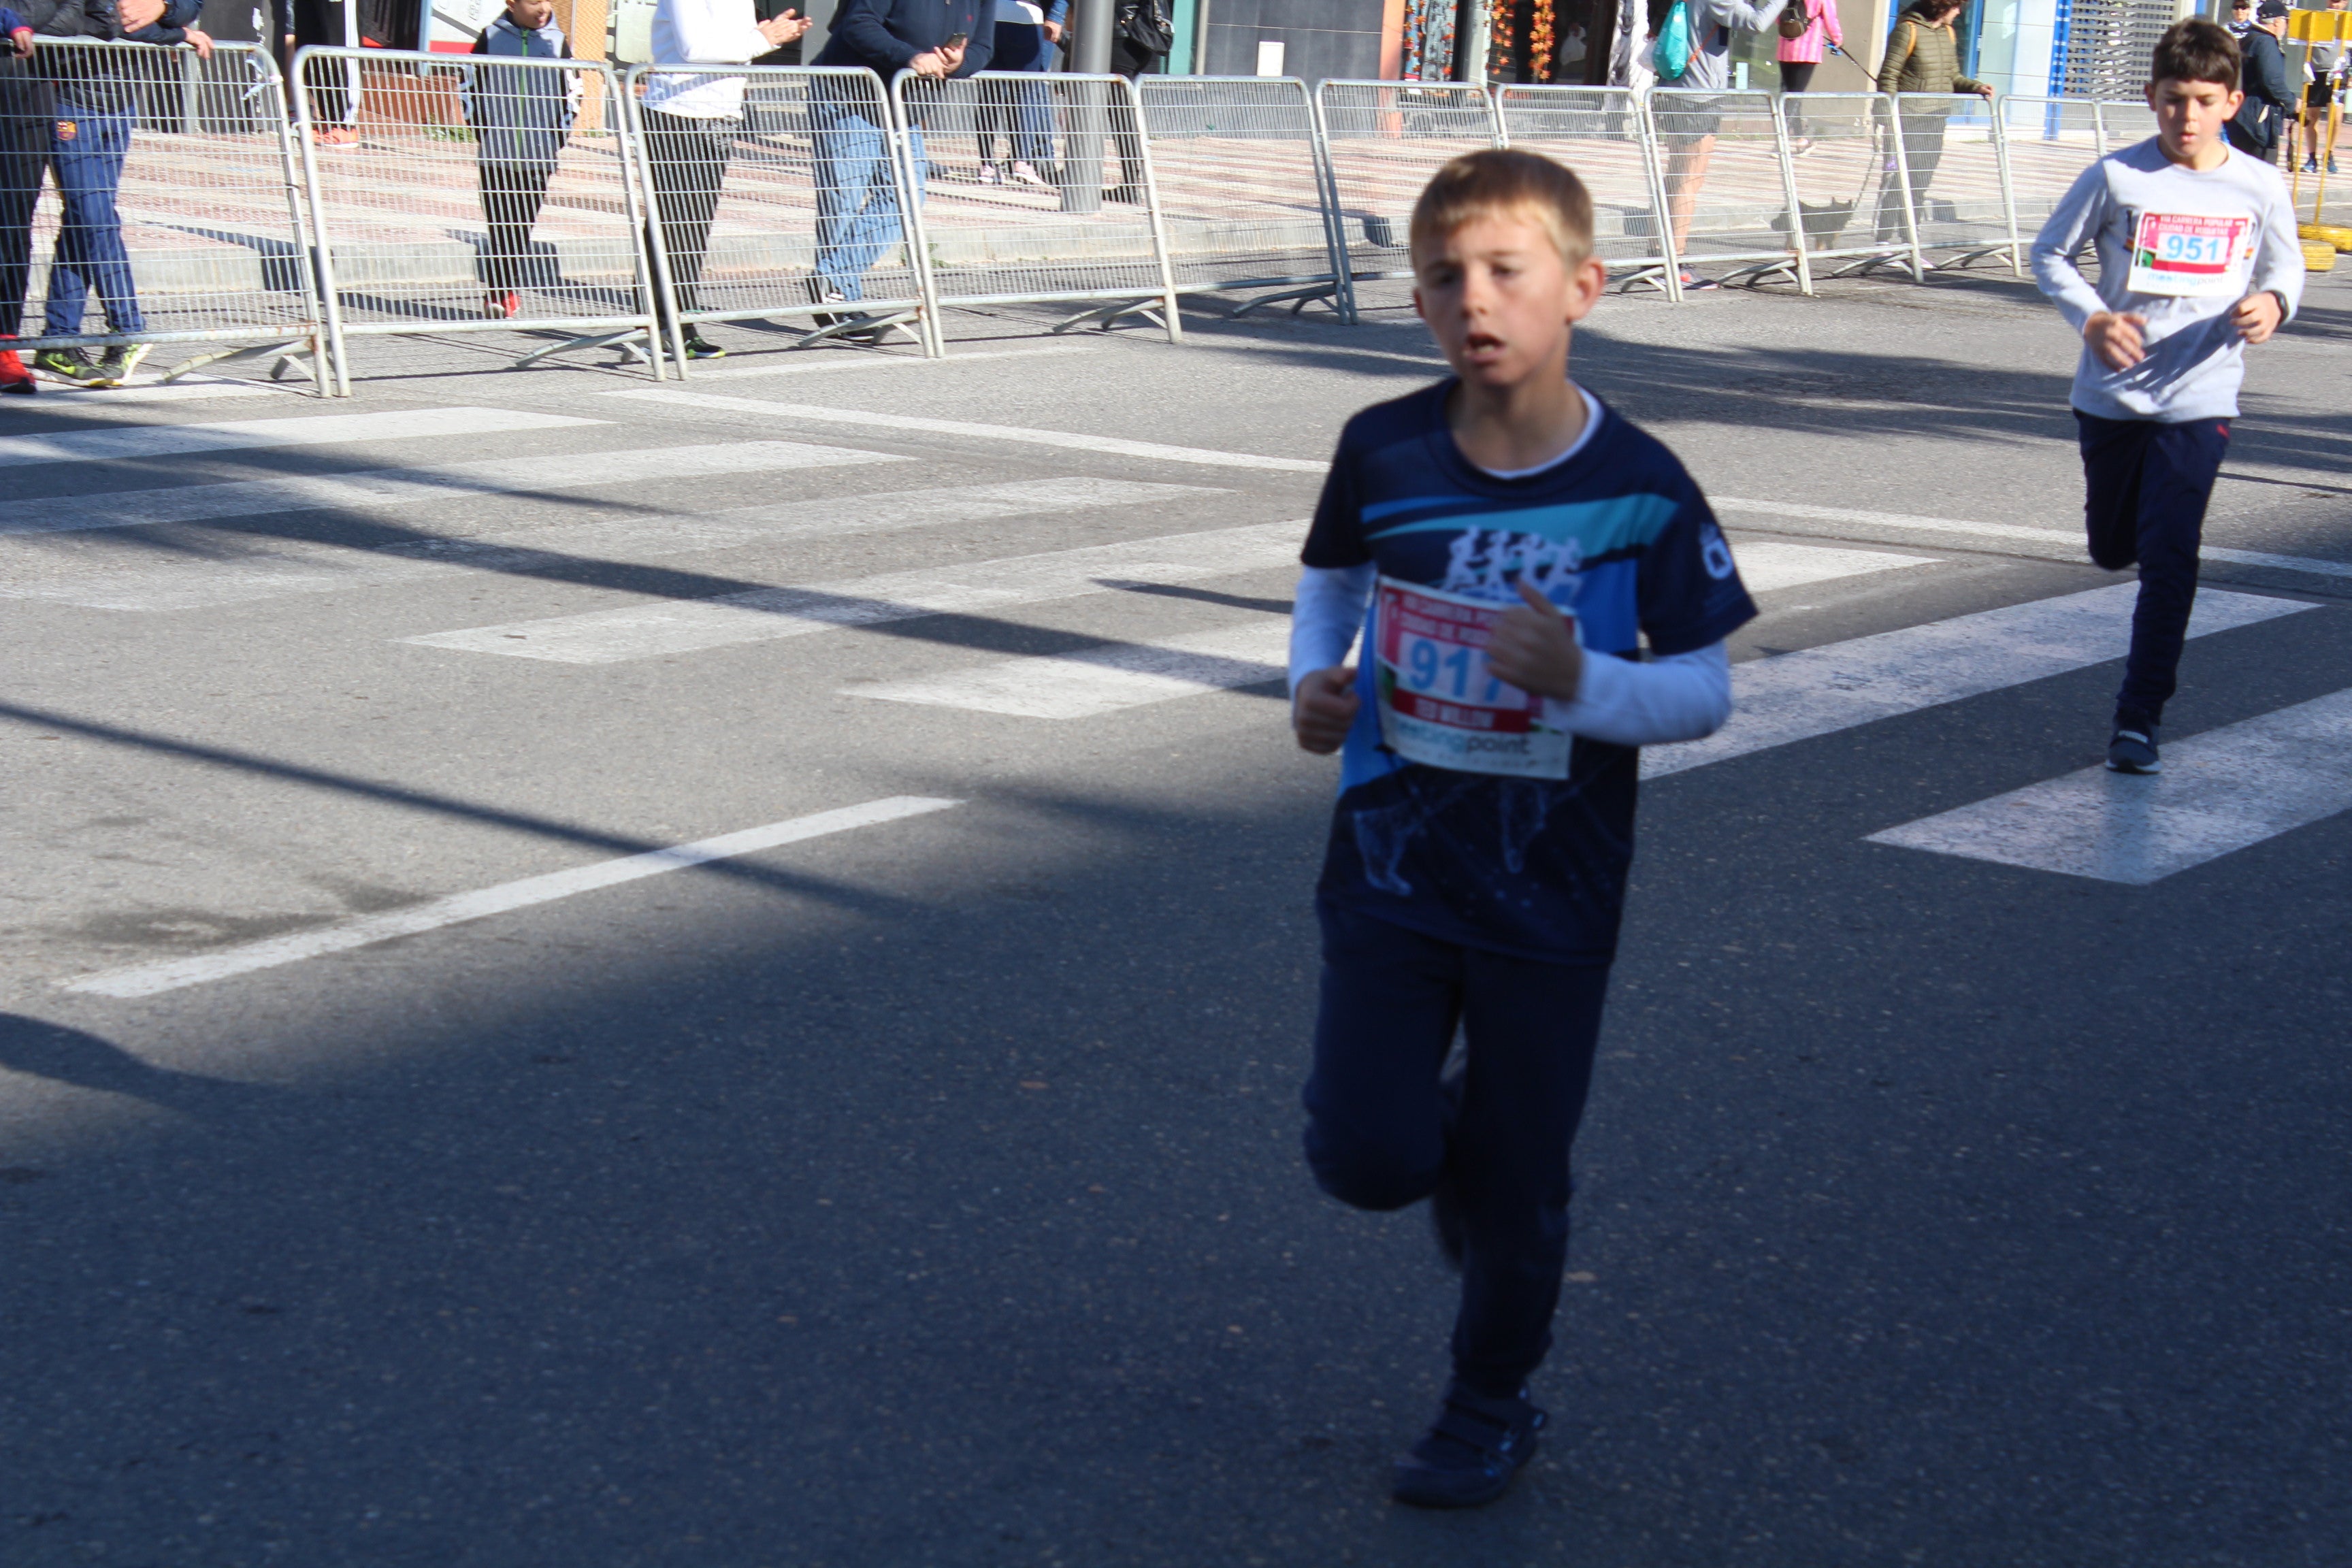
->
[975,0,1062,188]
[807,0,990,333]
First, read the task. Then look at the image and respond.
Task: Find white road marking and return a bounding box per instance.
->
[5,479,1220,612]
[61,796,962,998]
[843,543,1925,721]
[851,620,1292,719]
[0,440,907,538]
[0,406,596,470]
[683,344,1105,381]
[402,521,1309,664]
[12,379,294,405]
[1733,540,1935,593]
[1866,688,2352,883]
[1713,496,2352,581]
[606,389,1330,474]
[1645,585,2316,779]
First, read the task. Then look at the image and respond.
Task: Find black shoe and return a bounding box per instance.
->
[2106,724,2160,774]
[1429,1043,1466,1272]
[680,333,725,361]
[1390,1382,1546,1509]
[805,274,848,329]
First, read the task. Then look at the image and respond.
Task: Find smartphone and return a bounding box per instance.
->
[943,31,968,47]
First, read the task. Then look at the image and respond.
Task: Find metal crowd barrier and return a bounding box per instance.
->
[1781,91,1912,277]
[1495,84,1678,297]
[623,64,932,361]
[1650,88,1810,291]
[1897,92,2019,272]
[294,46,662,395]
[14,39,325,385]
[2093,99,2158,153]
[1999,95,2103,237]
[892,71,1181,344]
[1137,76,1349,318]
[1315,80,1502,307]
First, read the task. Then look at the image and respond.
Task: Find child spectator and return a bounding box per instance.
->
[2030,18,2303,775]
[464,0,577,321]
[1288,148,1755,1509]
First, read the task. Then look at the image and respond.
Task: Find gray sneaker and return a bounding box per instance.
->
[2106,725,2160,774]
[95,343,150,387]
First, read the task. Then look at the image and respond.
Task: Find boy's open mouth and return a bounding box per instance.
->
[1464,331,1507,358]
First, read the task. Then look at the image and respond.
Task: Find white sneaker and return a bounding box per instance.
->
[976,161,1002,184]
[1009,160,1053,189]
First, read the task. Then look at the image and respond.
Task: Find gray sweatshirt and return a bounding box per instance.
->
[2029,136,2304,423]
[1667,0,1786,91]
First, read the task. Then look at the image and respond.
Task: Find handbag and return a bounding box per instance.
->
[1778,0,1810,42]
[1117,0,1174,56]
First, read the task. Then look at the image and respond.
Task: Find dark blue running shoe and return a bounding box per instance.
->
[1390,1382,1546,1509]
[2106,725,2160,774]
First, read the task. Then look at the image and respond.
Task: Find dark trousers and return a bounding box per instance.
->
[478,161,551,293]
[1876,113,1944,242]
[1779,61,1815,137]
[2076,410,2230,730]
[276,0,353,125]
[45,102,142,336]
[0,112,45,340]
[639,107,734,323]
[1303,902,1608,1394]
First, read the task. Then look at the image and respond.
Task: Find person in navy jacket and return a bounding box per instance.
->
[806,0,990,321]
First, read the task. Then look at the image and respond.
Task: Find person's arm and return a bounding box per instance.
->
[1288,565,1373,693]
[2028,160,2110,331]
[1823,0,1841,47]
[1540,642,1732,747]
[829,0,920,71]
[2259,34,2293,107]
[1874,19,1912,93]
[1717,0,1787,35]
[950,4,991,74]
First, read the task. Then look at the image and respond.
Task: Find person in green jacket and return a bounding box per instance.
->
[1874,0,1992,243]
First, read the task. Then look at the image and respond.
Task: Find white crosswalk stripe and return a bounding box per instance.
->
[1867,687,2352,883]
[1644,585,2315,779]
[402,522,1311,664]
[0,440,906,539]
[0,406,595,470]
[2,480,1222,612]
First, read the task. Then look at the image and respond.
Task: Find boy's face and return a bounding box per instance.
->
[2146,76,2244,163]
[1410,209,1605,391]
[507,0,555,28]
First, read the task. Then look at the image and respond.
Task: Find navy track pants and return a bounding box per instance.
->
[2076,410,2231,730]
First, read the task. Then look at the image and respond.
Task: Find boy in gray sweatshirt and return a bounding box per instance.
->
[2029,17,2303,776]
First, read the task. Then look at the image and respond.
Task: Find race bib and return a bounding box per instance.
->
[1373,578,1573,781]
[2125,211,2254,297]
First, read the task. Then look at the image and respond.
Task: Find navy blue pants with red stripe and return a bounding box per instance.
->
[2076,411,2232,731]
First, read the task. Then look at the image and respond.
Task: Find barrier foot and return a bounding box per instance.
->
[1721,259,1804,289]
[1051,297,1168,334]
[1611,265,1673,295]
[159,338,317,388]
[512,329,653,371]
[794,308,924,350]
[1929,245,2010,272]
[1826,250,1912,279]
[1230,283,1343,318]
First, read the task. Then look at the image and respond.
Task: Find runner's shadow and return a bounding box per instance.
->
[0,1013,287,1124]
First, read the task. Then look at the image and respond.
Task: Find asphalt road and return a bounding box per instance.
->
[3,265,2349,1567]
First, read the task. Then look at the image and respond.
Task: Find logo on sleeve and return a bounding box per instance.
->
[1700,523,1735,581]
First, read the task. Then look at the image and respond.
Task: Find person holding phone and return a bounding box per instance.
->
[808,0,991,336]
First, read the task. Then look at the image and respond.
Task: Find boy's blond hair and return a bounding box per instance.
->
[1409,149,1595,268]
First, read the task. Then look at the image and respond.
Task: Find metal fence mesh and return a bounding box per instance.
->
[295,46,657,391]
[2093,99,2157,153]
[1779,91,1906,270]
[1315,80,1501,289]
[1999,96,2102,238]
[621,65,927,357]
[1494,84,1673,293]
[13,40,321,381]
[1137,76,1344,316]
[892,71,1178,340]
[1897,93,2016,270]
[1648,88,1808,287]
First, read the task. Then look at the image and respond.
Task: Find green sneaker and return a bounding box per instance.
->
[33,348,108,385]
[95,344,150,387]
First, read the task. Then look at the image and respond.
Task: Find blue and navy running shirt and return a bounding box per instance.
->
[1303,382,1757,964]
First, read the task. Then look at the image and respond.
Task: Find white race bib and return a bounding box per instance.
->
[1373,578,1573,781]
[2124,210,2255,298]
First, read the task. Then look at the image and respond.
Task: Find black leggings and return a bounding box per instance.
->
[478,161,551,292]
[639,107,734,321]
[0,111,44,340]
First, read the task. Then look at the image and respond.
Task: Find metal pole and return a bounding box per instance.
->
[1064,0,1116,216]
[1075,0,1113,72]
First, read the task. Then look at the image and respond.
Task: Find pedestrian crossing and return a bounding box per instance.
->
[10,397,2349,891]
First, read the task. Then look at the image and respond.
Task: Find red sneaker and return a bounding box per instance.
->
[0,343,33,396]
[487,291,521,320]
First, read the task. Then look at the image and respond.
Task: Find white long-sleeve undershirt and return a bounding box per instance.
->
[1287,564,1733,749]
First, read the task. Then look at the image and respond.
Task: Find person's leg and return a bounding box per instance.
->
[1904,114,1946,233]
[1012,69,1054,169]
[1780,61,1813,141]
[1446,951,1607,1397]
[2114,417,2230,732]
[297,0,351,126]
[2076,410,2149,574]
[812,111,892,301]
[479,161,530,293]
[1301,902,1460,1216]
[1663,132,1715,259]
[642,110,731,317]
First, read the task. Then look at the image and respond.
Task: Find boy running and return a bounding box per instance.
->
[1288,150,1755,1510]
[2030,18,2304,775]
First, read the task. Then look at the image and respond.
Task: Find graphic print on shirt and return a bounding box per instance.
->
[1440,526,1584,599]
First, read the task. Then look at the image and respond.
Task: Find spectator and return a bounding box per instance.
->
[1654,0,1791,290]
[975,0,1058,189]
[276,0,359,147]
[2225,0,2252,39]
[1872,0,1991,245]
[0,10,38,396]
[2300,0,2345,174]
[808,0,990,333]
[1775,0,1840,146]
[31,0,205,389]
[463,0,575,322]
[641,0,807,361]
[2225,0,2292,163]
[1096,0,1169,201]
